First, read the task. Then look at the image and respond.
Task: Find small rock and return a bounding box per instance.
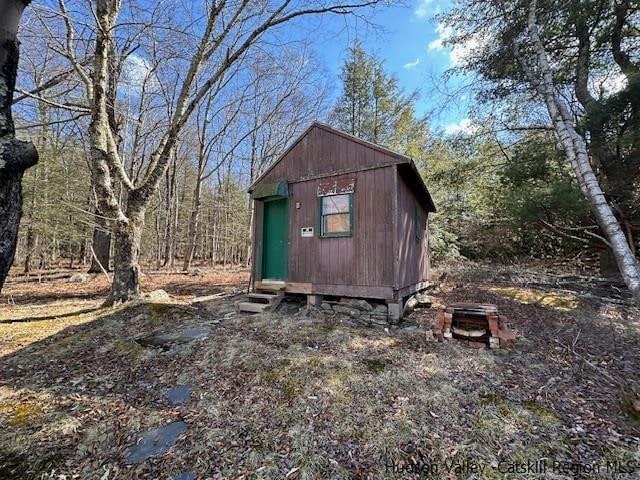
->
[333,305,360,316]
[68,273,90,283]
[372,304,388,314]
[320,302,333,311]
[124,421,188,464]
[415,292,433,306]
[171,472,196,480]
[347,299,373,311]
[403,296,419,315]
[370,316,390,328]
[166,385,192,405]
[145,289,171,302]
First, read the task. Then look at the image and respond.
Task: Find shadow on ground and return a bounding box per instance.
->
[0,274,639,479]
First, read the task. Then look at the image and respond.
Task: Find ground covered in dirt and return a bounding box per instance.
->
[0,264,639,479]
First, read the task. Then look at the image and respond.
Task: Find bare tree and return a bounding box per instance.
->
[0,0,39,292]
[49,0,381,304]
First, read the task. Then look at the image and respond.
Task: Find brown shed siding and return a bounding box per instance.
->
[256,125,401,185]
[250,122,434,302]
[397,171,430,289]
[287,167,395,288]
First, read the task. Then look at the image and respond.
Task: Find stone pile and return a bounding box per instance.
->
[316,298,392,327]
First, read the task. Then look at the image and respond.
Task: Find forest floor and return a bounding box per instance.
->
[0,263,639,479]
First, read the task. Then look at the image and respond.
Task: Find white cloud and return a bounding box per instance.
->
[428,38,443,50]
[404,58,421,69]
[428,22,451,51]
[414,0,434,19]
[444,118,475,135]
[427,21,486,67]
[121,54,155,94]
[589,71,627,98]
[450,37,481,67]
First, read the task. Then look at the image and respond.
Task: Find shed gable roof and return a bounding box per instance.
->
[249,122,435,212]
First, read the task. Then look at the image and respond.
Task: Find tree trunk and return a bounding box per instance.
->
[524,0,640,304]
[182,175,202,271]
[88,213,111,273]
[23,226,36,274]
[107,206,144,304]
[0,0,39,292]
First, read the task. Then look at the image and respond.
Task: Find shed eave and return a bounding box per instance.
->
[398,161,436,213]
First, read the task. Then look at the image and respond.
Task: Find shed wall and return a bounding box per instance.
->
[397,171,430,289]
[286,167,395,289]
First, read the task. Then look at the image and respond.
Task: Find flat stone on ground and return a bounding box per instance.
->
[136,327,210,349]
[124,421,188,464]
[167,384,192,405]
[171,471,196,480]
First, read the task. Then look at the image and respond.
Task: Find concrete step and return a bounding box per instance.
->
[237,302,270,313]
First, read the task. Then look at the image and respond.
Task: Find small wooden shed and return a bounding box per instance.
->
[247,122,436,319]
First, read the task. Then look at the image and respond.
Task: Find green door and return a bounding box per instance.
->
[262,198,288,280]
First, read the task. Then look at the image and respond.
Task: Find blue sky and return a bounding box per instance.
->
[296,0,473,134]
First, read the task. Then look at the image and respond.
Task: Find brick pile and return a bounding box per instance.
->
[433,303,516,349]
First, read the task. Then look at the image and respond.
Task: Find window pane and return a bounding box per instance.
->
[322,194,350,214]
[324,213,350,233]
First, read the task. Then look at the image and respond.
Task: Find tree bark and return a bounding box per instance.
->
[182,175,202,271]
[23,225,37,273]
[108,201,144,304]
[0,0,39,292]
[524,0,640,304]
[88,212,111,273]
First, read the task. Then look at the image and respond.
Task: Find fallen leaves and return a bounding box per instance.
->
[0,265,639,479]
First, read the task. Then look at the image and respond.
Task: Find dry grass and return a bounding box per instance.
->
[0,265,639,479]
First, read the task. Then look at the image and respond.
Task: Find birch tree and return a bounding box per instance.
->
[443,0,640,304]
[520,1,640,303]
[0,0,39,292]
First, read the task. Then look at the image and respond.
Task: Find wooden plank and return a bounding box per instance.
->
[284,282,394,300]
[254,124,404,188]
[254,280,286,291]
[283,282,313,294]
[248,293,278,301]
[237,302,269,313]
[396,171,430,290]
[398,280,431,298]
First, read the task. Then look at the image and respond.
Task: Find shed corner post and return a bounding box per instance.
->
[307,294,323,306]
[392,165,399,291]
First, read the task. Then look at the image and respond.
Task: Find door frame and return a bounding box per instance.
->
[258,195,289,281]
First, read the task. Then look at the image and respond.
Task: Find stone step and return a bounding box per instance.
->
[237,302,270,313]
